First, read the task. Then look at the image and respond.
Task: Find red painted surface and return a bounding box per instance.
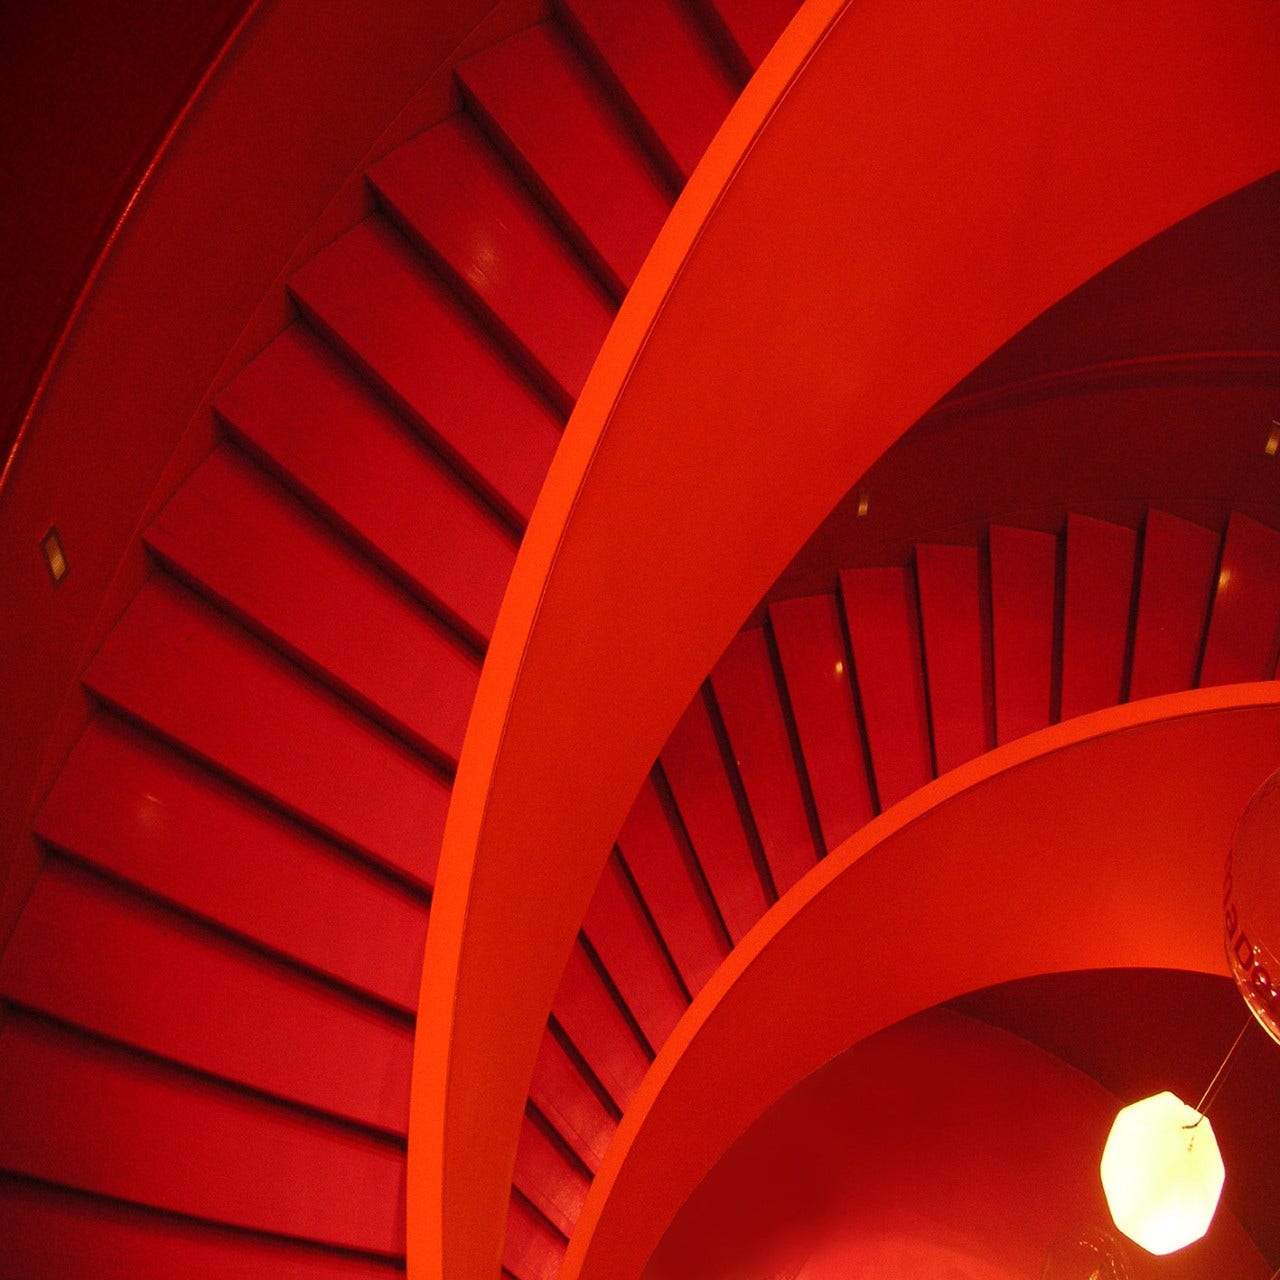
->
[841,568,932,807]
[1128,508,1220,699]
[36,714,428,1013]
[503,1194,564,1280]
[660,690,772,943]
[146,446,479,768]
[582,854,688,1050]
[458,22,674,295]
[0,1010,406,1255]
[1201,512,1280,685]
[783,371,1280,605]
[216,325,518,644]
[511,1111,590,1238]
[1059,514,1137,720]
[370,115,616,414]
[570,692,1280,1280]
[0,1172,405,1280]
[616,779,729,998]
[646,1008,1266,1280]
[0,0,512,938]
[954,967,1280,1266]
[0,0,254,481]
[290,218,563,530]
[696,0,801,72]
[558,0,739,184]
[4,3,1280,1279]
[914,543,992,773]
[989,525,1058,744]
[0,858,413,1135]
[710,629,820,894]
[549,943,649,1111]
[414,4,1280,1272]
[769,593,874,847]
[528,1027,617,1174]
[84,577,449,888]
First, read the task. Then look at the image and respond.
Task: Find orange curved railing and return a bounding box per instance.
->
[569,685,1280,1278]
[410,2,1280,1275]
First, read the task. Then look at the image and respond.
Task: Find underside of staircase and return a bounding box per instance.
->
[1,4,1278,1279]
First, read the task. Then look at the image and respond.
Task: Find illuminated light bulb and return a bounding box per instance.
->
[1100,1092,1223,1255]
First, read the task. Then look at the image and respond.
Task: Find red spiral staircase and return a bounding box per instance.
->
[1,3,1279,1278]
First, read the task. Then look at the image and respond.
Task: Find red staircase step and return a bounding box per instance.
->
[1200,512,1280,685]
[0,1012,405,1255]
[0,859,413,1136]
[457,21,672,295]
[289,218,562,528]
[989,526,1058,745]
[83,576,449,890]
[692,0,798,74]
[35,716,427,1015]
[511,1112,590,1239]
[710,628,819,896]
[370,115,615,413]
[615,777,729,1000]
[216,325,517,644]
[1128,509,1220,700]
[550,942,649,1111]
[769,592,875,850]
[0,1174,405,1280]
[841,567,932,808]
[558,0,738,184]
[503,1194,564,1280]
[1060,514,1137,720]
[582,852,688,1050]
[660,689,771,944]
[915,544,992,773]
[528,1028,616,1174]
[147,446,479,769]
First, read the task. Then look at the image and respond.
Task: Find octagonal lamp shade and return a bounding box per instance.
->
[1100,1092,1224,1255]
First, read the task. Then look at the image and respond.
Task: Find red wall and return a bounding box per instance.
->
[645,1008,1267,1280]
[0,0,253,471]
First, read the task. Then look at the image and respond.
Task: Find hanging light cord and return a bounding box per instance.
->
[1184,1016,1254,1130]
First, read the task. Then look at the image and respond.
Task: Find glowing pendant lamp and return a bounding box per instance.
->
[1098,765,1280,1257]
[1100,1091,1224,1255]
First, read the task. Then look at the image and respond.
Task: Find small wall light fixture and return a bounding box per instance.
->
[41,526,68,585]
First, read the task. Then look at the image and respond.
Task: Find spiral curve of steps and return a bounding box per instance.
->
[2,4,1279,1279]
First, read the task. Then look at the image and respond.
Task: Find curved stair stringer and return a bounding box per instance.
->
[538,500,1280,1269]
[0,4,800,1280]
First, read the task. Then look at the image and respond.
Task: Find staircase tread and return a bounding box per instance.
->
[458,21,672,295]
[215,324,517,646]
[289,218,561,529]
[0,857,414,1136]
[558,0,738,183]
[83,576,449,890]
[370,114,615,412]
[35,715,427,1014]
[0,1011,406,1255]
[147,446,479,769]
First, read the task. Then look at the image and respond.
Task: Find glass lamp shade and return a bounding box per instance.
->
[1099,1092,1224,1256]
[1224,767,1280,1045]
